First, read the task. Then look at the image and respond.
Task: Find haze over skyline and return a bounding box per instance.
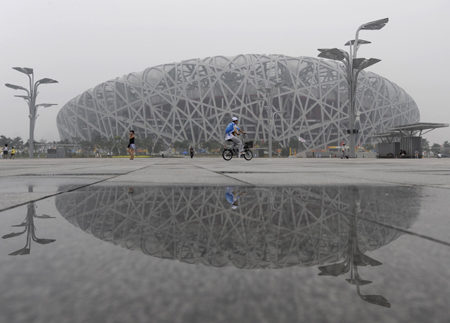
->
[1,0,449,145]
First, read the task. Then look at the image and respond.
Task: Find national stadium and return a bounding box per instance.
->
[56,54,420,150]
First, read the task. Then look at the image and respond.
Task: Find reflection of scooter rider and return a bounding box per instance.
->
[225,187,246,209]
[224,117,247,157]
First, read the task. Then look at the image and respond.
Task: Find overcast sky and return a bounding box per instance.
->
[1,0,449,145]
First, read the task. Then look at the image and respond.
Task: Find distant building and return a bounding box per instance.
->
[56,54,419,150]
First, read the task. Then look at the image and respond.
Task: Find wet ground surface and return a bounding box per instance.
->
[0,159,449,323]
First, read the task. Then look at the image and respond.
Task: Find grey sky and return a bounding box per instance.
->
[1,0,449,145]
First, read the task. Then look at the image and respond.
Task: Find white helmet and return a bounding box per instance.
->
[232,117,238,121]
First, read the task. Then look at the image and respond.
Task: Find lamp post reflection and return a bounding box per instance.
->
[2,200,55,256]
[318,187,390,307]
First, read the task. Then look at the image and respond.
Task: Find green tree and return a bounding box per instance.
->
[443,141,450,148]
[173,140,191,152]
[111,136,126,155]
[92,136,107,152]
[281,147,290,157]
[181,140,191,151]
[421,138,430,149]
[431,143,441,149]
[203,140,221,151]
[172,141,184,151]
[141,136,153,154]
[154,138,165,153]
[288,137,299,150]
[102,138,114,153]
[12,137,24,150]
[0,135,9,145]
[79,139,94,152]
[363,143,374,151]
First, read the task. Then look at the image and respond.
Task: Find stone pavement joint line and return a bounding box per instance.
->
[0,162,152,213]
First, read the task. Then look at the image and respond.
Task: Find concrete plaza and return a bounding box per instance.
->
[1,157,450,210]
[0,157,449,323]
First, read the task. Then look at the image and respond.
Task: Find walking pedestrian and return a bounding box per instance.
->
[189,146,194,158]
[10,147,15,159]
[128,130,135,160]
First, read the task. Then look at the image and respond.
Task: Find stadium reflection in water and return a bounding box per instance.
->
[56,185,422,307]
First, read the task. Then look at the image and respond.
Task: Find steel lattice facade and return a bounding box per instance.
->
[55,185,420,269]
[56,54,420,149]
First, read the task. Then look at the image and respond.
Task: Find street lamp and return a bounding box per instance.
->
[5,67,58,158]
[256,82,286,158]
[318,18,388,157]
[36,103,58,108]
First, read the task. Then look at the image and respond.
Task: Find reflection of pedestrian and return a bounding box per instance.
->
[10,147,15,159]
[3,144,8,159]
[190,146,194,158]
[341,147,345,159]
[415,149,419,159]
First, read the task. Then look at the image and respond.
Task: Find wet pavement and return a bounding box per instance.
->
[0,158,449,323]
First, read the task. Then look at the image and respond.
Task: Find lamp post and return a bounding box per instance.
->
[257,82,286,158]
[318,18,388,157]
[5,67,58,158]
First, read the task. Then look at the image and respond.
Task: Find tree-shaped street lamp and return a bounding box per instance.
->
[5,67,58,158]
[318,18,388,157]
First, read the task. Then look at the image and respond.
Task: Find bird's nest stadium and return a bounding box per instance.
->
[56,54,420,150]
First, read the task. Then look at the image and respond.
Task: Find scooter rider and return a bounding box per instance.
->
[224,117,246,157]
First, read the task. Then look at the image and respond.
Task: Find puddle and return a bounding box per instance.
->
[1,184,449,321]
[55,185,422,271]
[53,185,427,308]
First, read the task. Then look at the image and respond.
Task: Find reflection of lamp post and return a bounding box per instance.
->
[318,18,388,157]
[5,67,58,158]
[257,82,286,158]
[2,201,56,256]
[317,186,390,308]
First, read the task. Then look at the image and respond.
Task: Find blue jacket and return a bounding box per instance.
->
[225,122,240,135]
